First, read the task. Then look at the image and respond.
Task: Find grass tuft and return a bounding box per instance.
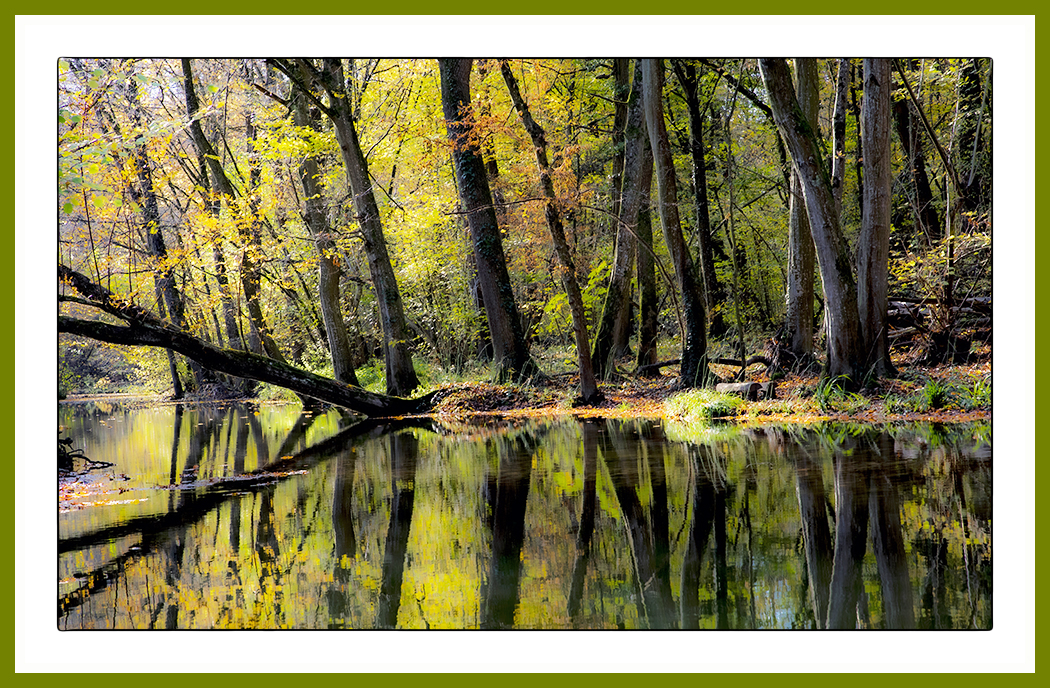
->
[664,388,746,421]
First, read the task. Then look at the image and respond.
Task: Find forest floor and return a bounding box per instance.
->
[61,344,991,426]
[430,346,992,425]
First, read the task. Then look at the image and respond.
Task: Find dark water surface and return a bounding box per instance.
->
[58,401,991,630]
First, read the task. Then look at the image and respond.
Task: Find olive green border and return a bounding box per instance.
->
[12,1,1038,678]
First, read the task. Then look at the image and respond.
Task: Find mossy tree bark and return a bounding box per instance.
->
[760,58,863,384]
[438,58,535,384]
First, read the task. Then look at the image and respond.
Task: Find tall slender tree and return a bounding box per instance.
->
[857,58,896,377]
[783,58,819,366]
[672,59,726,338]
[288,58,419,396]
[290,71,361,386]
[500,60,601,403]
[438,58,535,384]
[182,59,286,364]
[642,58,710,388]
[593,60,654,380]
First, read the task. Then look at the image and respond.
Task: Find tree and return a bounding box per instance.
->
[782,58,818,367]
[672,59,727,338]
[182,59,286,364]
[500,60,601,403]
[857,58,896,378]
[295,58,420,397]
[642,58,710,388]
[438,58,535,384]
[593,60,654,380]
[289,71,361,386]
[760,58,863,384]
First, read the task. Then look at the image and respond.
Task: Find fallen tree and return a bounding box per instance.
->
[59,265,438,417]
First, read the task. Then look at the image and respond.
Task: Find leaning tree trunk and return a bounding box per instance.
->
[314,58,419,397]
[291,75,361,387]
[58,265,435,417]
[500,61,600,404]
[642,58,710,388]
[438,58,535,384]
[182,59,284,365]
[760,58,863,384]
[593,59,654,380]
[857,58,897,378]
[121,72,214,393]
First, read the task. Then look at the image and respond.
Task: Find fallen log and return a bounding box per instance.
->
[635,355,771,378]
[59,265,437,417]
[715,381,777,401]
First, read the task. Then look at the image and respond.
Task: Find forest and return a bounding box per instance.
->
[57,57,992,419]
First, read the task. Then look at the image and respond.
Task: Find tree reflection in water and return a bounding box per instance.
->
[58,404,991,630]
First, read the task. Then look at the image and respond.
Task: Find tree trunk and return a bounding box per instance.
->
[831,59,851,221]
[290,75,361,387]
[641,58,710,388]
[858,58,897,378]
[608,58,631,229]
[892,70,941,243]
[438,58,535,384]
[243,116,287,362]
[501,61,600,403]
[59,265,435,417]
[635,193,659,371]
[182,59,284,367]
[673,60,727,338]
[314,59,419,397]
[783,58,818,365]
[760,58,864,384]
[594,60,653,379]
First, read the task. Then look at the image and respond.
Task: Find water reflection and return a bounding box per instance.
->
[58,403,991,630]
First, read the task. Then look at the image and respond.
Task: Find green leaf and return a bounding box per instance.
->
[62,202,74,214]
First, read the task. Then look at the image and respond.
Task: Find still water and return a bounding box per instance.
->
[58,401,991,630]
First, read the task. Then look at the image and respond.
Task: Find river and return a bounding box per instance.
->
[58,400,991,630]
